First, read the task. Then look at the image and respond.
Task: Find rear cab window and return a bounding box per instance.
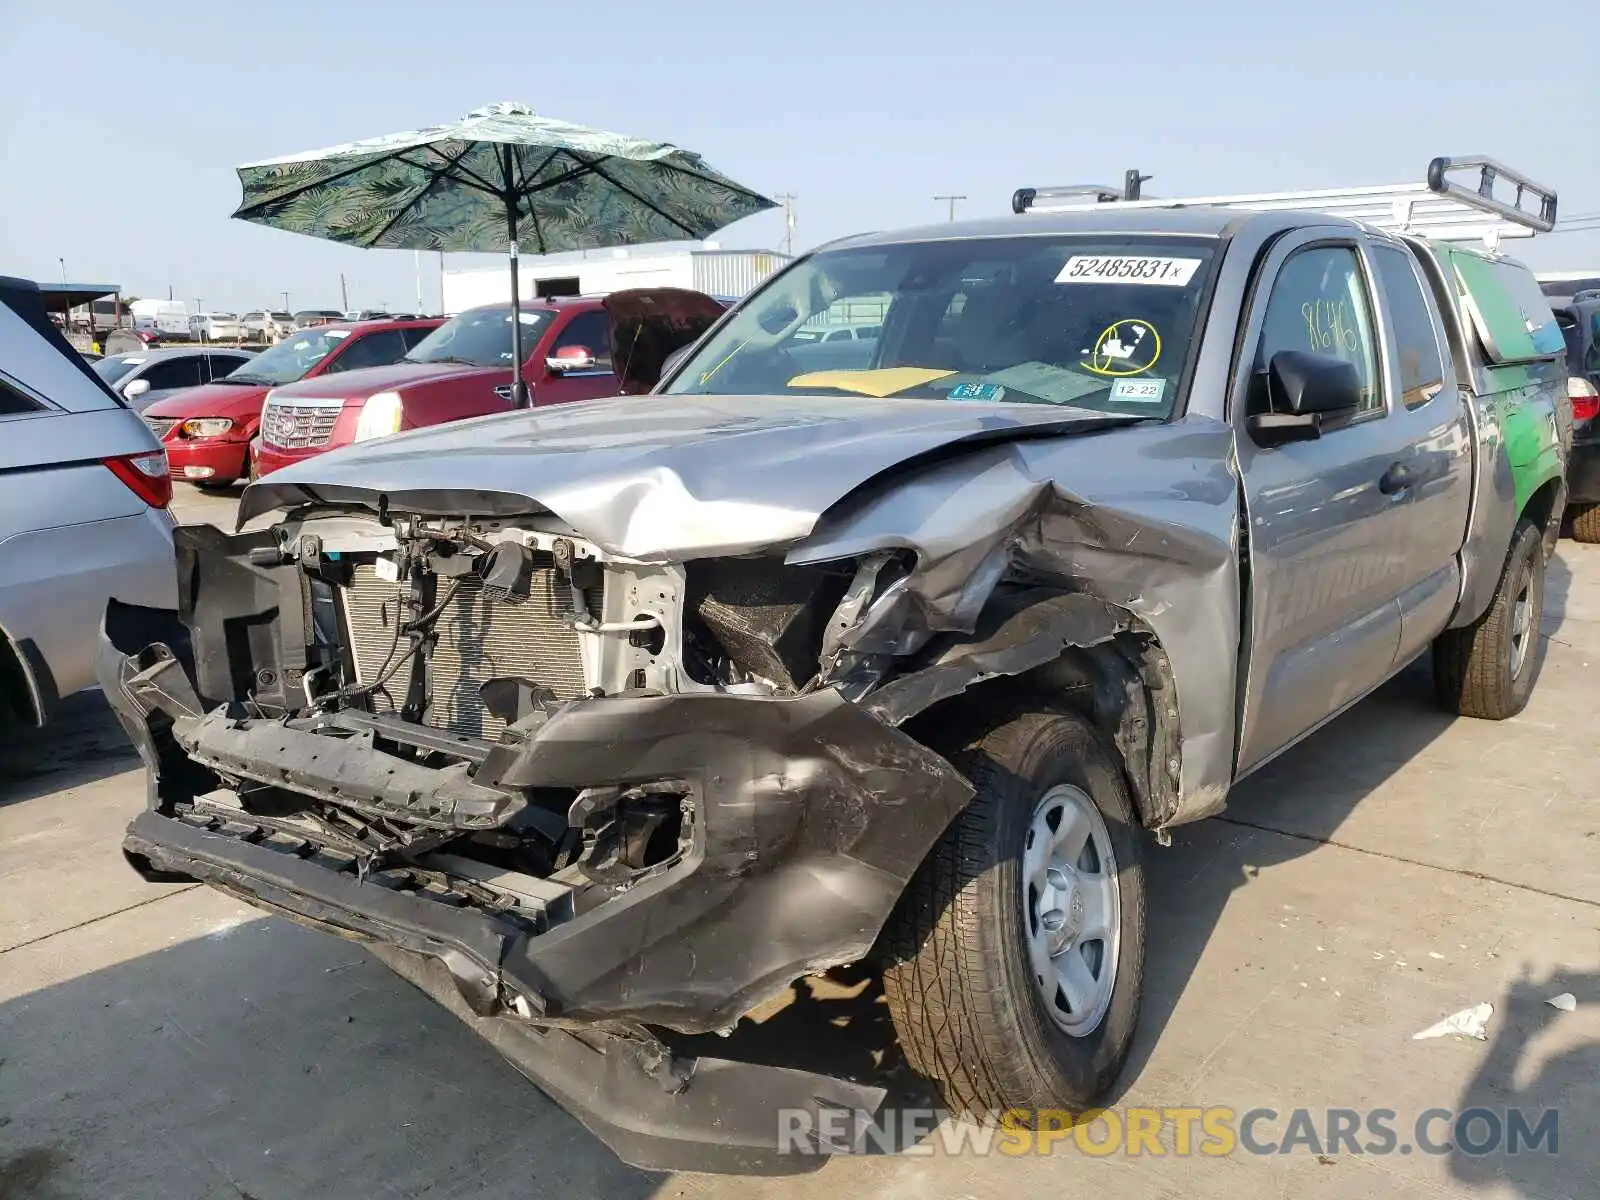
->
[1370,245,1447,410]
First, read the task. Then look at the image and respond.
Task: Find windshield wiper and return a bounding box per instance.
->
[414,355,487,366]
[217,374,276,385]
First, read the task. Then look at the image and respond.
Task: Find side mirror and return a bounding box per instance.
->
[123,378,151,400]
[1247,350,1363,446]
[546,345,598,375]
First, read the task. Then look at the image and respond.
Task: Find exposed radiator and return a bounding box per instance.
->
[341,559,594,739]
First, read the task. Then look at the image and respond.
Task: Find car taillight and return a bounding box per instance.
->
[1570,378,1600,423]
[104,449,173,509]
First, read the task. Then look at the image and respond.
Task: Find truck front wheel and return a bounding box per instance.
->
[881,708,1145,1119]
[1433,518,1545,720]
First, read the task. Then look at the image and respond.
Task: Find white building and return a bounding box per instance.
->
[442,244,791,314]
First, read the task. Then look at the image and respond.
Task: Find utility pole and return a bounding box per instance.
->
[935,194,967,223]
[414,250,424,315]
[340,273,349,313]
[58,257,66,283]
[776,192,797,256]
[280,291,290,311]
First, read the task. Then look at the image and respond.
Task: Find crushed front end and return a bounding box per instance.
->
[101,511,973,1171]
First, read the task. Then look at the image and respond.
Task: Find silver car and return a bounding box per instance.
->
[0,276,177,728]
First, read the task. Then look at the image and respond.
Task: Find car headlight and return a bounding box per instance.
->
[353,391,404,442]
[182,417,233,437]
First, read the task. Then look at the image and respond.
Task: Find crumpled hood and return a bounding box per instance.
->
[238,393,1133,559]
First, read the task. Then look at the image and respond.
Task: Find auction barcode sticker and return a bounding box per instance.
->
[1056,255,1203,287]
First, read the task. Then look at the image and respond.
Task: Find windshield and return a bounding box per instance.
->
[92,355,144,385]
[404,305,555,367]
[223,329,351,384]
[665,235,1219,417]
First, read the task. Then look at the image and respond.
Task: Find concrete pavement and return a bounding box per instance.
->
[1,486,1596,1199]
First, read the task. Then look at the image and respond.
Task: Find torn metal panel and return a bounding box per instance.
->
[791,418,1242,823]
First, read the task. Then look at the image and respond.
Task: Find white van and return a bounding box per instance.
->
[129,299,191,340]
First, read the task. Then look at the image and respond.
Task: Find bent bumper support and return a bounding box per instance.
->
[100,600,973,1170]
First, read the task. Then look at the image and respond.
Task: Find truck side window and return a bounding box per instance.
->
[551,311,613,371]
[1371,246,1446,410]
[325,329,406,373]
[1255,246,1381,416]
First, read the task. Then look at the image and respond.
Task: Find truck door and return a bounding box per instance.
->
[1234,234,1413,773]
[1366,242,1472,666]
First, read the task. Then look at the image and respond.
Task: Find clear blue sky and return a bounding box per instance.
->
[3,0,1596,313]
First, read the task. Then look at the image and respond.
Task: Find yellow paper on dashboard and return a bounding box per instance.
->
[786,367,956,398]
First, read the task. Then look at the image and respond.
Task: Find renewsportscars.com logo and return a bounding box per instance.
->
[778,1105,1560,1158]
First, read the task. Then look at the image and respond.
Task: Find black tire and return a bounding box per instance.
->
[880,707,1145,1120]
[1571,504,1600,544]
[1433,518,1545,720]
[195,478,234,492]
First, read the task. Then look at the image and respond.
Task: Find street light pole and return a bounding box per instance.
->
[280,291,290,311]
[58,257,66,283]
[934,194,967,223]
[777,193,796,257]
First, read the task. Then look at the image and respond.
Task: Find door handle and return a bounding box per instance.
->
[1379,461,1415,495]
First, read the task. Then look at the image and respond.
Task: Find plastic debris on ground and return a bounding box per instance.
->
[1413,1002,1494,1041]
[1547,993,1577,1012]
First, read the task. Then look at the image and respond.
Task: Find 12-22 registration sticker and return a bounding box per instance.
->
[1055,255,1202,287]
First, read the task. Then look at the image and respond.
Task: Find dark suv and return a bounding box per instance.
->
[1557,295,1600,540]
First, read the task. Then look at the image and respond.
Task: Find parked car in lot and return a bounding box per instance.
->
[99,160,1570,1172]
[190,312,244,342]
[141,317,440,488]
[250,289,724,479]
[0,276,175,730]
[1556,296,1600,541]
[129,299,191,340]
[241,310,295,341]
[91,348,255,409]
[293,309,345,329]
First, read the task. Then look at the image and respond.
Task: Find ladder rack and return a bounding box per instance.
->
[1012,157,1558,251]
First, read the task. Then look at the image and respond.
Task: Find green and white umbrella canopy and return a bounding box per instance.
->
[231,102,775,402]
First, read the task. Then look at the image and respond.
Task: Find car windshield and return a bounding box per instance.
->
[404,306,555,367]
[92,355,144,385]
[222,330,351,383]
[665,235,1220,417]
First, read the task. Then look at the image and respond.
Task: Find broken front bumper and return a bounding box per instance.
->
[99,604,973,1171]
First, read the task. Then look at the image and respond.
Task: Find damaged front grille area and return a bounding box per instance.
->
[342,558,597,739]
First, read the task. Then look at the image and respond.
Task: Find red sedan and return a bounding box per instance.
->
[141,317,441,488]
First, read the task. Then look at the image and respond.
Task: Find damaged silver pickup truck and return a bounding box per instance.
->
[102,159,1570,1171]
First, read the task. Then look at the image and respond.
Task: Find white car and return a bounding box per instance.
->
[190,312,243,341]
[240,311,295,342]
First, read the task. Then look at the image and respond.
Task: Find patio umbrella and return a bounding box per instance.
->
[231,102,774,406]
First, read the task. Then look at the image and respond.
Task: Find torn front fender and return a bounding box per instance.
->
[792,418,1241,825]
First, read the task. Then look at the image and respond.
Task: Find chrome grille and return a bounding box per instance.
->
[342,559,595,739]
[261,397,342,449]
[144,416,177,439]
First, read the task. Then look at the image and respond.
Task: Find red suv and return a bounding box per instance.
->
[250,289,725,479]
[142,318,442,488]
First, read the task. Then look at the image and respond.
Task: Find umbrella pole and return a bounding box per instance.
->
[507,231,528,408]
